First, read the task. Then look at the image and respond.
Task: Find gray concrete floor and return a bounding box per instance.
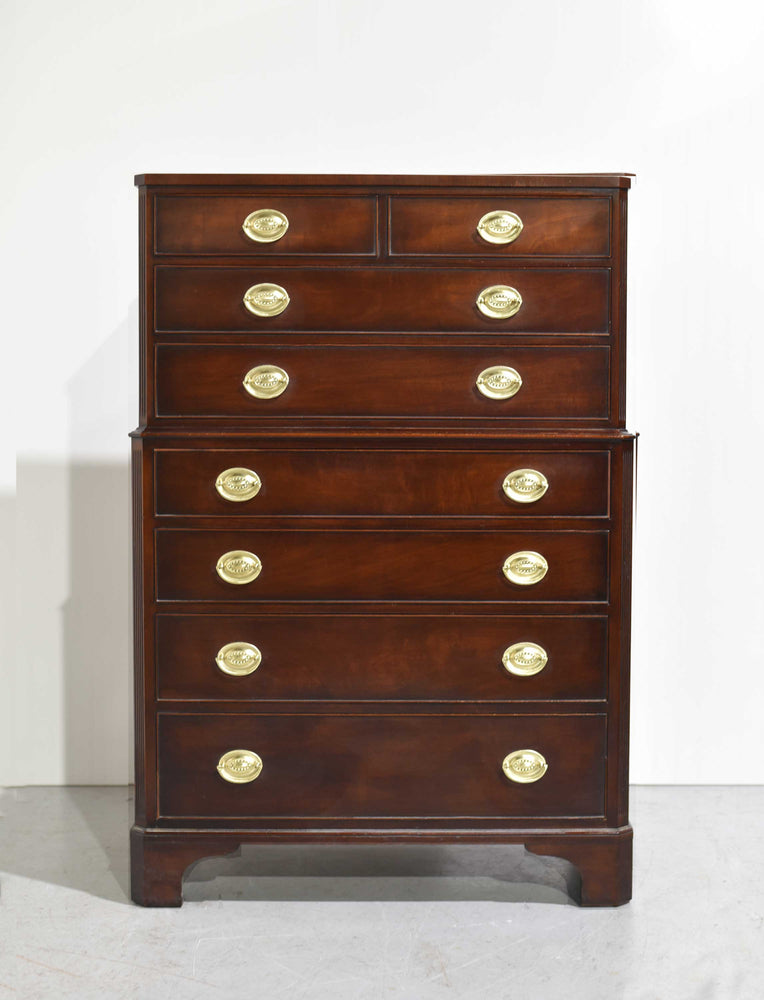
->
[0,787,762,998]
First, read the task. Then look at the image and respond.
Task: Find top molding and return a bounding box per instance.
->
[135,173,634,189]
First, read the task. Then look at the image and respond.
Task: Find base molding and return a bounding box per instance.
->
[130,824,632,908]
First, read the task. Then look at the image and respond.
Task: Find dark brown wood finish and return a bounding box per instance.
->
[157,713,607,821]
[155,195,378,255]
[154,448,610,517]
[136,173,633,188]
[155,613,608,702]
[154,345,610,421]
[155,528,609,603]
[130,827,632,908]
[389,196,611,257]
[131,173,635,908]
[155,266,610,334]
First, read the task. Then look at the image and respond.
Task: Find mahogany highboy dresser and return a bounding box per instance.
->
[131,172,635,906]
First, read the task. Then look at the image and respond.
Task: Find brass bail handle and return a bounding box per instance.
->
[215,467,262,502]
[217,749,263,783]
[243,365,289,399]
[215,550,262,585]
[216,641,262,676]
[502,749,547,783]
[477,210,523,245]
[242,208,289,243]
[502,469,549,504]
[502,642,549,676]
[476,365,522,400]
[476,285,522,320]
[243,283,290,317]
[502,550,548,586]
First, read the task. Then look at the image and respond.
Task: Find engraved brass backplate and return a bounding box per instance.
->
[476,365,522,400]
[476,285,522,319]
[217,749,263,783]
[243,283,290,317]
[502,468,549,504]
[242,208,289,243]
[215,550,262,585]
[215,467,262,502]
[216,641,262,676]
[502,550,548,586]
[502,749,548,783]
[243,364,290,399]
[502,642,549,677]
[477,210,523,245]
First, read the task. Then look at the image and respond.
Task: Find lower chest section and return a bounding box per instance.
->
[136,436,632,831]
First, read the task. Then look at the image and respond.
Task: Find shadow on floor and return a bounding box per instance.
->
[0,786,133,904]
[0,787,579,906]
[185,843,579,904]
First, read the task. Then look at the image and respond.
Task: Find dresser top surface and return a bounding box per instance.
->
[135,173,633,189]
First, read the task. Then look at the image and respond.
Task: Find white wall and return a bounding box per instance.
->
[3,0,763,785]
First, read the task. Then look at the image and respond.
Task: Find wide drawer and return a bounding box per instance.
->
[154,528,609,602]
[154,345,610,421]
[155,448,610,517]
[154,195,377,255]
[157,712,607,819]
[156,613,608,701]
[154,266,610,334]
[389,196,611,256]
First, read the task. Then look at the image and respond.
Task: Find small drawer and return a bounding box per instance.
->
[157,712,607,820]
[155,448,610,517]
[154,195,377,255]
[154,528,609,602]
[153,266,610,334]
[156,613,608,701]
[154,345,610,421]
[389,196,611,256]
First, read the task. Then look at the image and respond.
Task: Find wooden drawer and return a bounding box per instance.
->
[157,712,607,820]
[156,613,608,701]
[155,448,610,517]
[154,266,610,334]
[154,195,377,255]
[154,528,609,602]
[154,345,610,421]
[389,196,611,257]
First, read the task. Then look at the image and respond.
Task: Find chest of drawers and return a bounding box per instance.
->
[130,173,635,907]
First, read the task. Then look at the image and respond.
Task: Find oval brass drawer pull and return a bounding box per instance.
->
[476,365,522,400]
[216,641,262,676]
[502,749,547,783]
[502,550,548,586]
[242,208,289,243]
[477,210,523,245]
[476,284,522,319]
[243,364,290,399]
[502,468,549,504]
[243,282,290,317]
[502,642,548,677]
[215,550,262,585]
[215,467,262,502]
[217,749,263,783]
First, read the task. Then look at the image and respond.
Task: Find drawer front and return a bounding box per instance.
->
[156,614,608,701]
[154,345,610,420]
[390,197,611,257]
[155,529,608,602]
[154,195,377,255]
[157,713,607,819]
[155,448,610,517]
[154,266,610,334]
